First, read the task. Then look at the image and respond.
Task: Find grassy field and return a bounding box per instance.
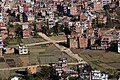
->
[49,36,66,41]
[71,49,120,73]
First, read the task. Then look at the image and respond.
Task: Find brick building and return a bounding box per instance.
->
[97,15,107,24]
[93,1,102,11]
[67,33,95,49]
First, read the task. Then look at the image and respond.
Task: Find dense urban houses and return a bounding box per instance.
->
[0,0,119,80]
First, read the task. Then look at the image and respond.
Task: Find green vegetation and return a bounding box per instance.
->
[14,23,23,39]
[69,77,78,80]
[51,22,61,35]
[91,60,103,65]
[92,5,120,29]
[26,66,60,80]
[35,44,47,47]
[9,16,15,23]
[4,37,21,46]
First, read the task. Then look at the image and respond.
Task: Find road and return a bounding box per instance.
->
[8,40,67,47]
[0,62,81,71]
[0,64,49,71]
[38,32,87,64]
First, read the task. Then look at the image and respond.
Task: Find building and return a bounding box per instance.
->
[70,4,79,16]
[19,43,28,54]
[0,13,3,23]
[27,65,38,74]
[9,27,16,38]
[92,70,108,80]
[3,47,14,54]
[97,15,107,24]
[118,39,120,53]
[55,57,68,76]
[0,23,8,40]
[10,76,22,80]
[22,24,32,38]
[101,0,111,6]
[67,32,95,49]
[0,36,4,48]
[48,19,55,29]
[28,14,35,22]
[23,29,32,38]
[0,49,3,57]
[93,1,102,11]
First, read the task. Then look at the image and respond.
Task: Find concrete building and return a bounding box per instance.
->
[92,70,108,80]
[0,49,3,57]
[10,76,22,80]
[19,43,28,54]
[55,57,68,76]
[101,0,111,6]
[48,19,55,29]
[0,13,3,23]
[93,1,102,11]
[97,15,107,24]
[70,4,79,16]
[28,14,35,21]
[118,41,120,53]
[27,65,38,74]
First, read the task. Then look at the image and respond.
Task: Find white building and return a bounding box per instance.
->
[11,76,22,80]
[92,70,108,80]
[101,0,111,6]
[28,14,35,21]
[0,36,4,49]
[48,19,55,29]
[22,24,29,30]
[0,13,3,23]
[118,41,120,53]
[48,11,54,19]
[19,43,28,54]
[19,6,24,13]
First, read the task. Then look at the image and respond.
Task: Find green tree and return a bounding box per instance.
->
[25,73,34,80]
[14,23,23,42]
[36,66,59,80]
[9,16,15,23]
[52,23,61,35]
[41,26,49,35]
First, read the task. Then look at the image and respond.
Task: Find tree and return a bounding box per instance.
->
[9,16,15,23]
[63,27,71,35]
[14,23,23,40]
[103,5,110,11]
[41,26,49,35]
[24,73,34,80]
[52,23,61,35]
[35,66,59,80]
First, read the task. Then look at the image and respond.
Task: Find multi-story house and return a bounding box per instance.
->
[55,57,68,76]
[92,1,102,11]
[0,23,8,40]
[101,0,111,6]
[0,36,4,49]
[19,43,28,54]
[70,4,79,16]
[92,70,108,80]
[22,24,32,38]
[97,15,107,24]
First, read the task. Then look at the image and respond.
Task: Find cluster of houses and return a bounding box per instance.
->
[10,57,109,80]
[67,28,120,50]
[51,57,109,80]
